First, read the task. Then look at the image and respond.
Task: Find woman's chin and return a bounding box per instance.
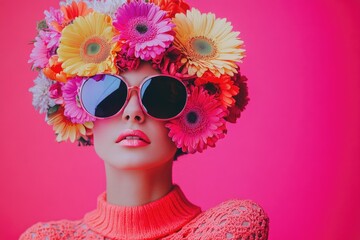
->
[102,152,174,170]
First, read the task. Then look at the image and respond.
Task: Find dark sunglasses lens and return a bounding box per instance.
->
[141,76,187,119]
[81,75,127,118]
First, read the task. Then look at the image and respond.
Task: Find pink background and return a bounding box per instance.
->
[0,0,359,239]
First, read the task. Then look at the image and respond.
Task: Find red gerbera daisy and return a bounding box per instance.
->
[195,71,239,108]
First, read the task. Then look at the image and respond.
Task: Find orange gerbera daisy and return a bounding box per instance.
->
[47,106,94,143]
[149,0,190,18]
[195,71,239,108]
[43,55,68,83]
[52,1,93,32]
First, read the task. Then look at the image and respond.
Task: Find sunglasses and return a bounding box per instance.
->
[80,74,188,120]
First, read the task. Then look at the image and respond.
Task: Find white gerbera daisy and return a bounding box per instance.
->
[29,72,56,114]
[90,0,127,17]
[60,0,92,6]
[60,0,126,18]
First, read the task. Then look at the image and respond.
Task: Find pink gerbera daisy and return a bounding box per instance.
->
[62,77,96,123]
[113,1,175,60]
[166,86,228,153]
[29,30,60,69]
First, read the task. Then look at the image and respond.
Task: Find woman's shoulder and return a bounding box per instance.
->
[19,219,96,240]
[171,199,269,240]
[20,220,77,240]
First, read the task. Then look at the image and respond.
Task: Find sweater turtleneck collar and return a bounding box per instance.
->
[84,185,202,239]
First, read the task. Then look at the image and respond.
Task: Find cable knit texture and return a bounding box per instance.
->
[20,185,269,239]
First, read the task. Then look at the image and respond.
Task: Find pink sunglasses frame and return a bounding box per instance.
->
[79,74,189,121]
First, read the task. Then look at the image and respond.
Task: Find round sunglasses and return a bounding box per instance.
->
[80,74,188,120]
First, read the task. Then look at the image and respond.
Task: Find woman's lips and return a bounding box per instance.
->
[116,129,151,147]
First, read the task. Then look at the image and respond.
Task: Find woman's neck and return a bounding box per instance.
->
[104,159,174,206]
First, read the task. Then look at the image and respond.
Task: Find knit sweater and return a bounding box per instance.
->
[20,185,269,239]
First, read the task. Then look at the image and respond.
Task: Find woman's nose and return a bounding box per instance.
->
[121,90,145,123]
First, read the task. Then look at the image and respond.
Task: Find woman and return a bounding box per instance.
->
[22,0,269,239]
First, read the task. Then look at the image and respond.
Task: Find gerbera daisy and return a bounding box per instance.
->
[173,8,245,77]
[47,106,94,143]
[195,71,239,108]
[113,1,175,60]
[44,7,64,31]
[62,77,96,123]
[90,0,127,17]
[43,55,68,83]
[29,30,60,69]
[60,0,91,5]
[166,86,228,153]
[57,12,119,76]
[225,72,249,123]
[29,72,56,114]
[149,0,190,18]
[61,1,93,29]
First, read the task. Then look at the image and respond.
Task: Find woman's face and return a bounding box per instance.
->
[92,63,177,169]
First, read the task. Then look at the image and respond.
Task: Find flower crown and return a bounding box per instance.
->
[29,0,249,154]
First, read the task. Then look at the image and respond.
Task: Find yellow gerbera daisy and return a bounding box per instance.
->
[47,106,94,143]
[173,8,245,77]
[58,12,119,76]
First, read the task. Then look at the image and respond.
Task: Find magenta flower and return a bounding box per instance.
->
[115,44,141,72]
[152,45,191,79]
[49,81,64,105]
[113,1,175,61]
[166,86,228,153]
[29,30,60,69]
[62,77,96,123]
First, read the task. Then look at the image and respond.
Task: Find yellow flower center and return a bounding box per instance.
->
[188,37,217,60]
[80,36,111,63]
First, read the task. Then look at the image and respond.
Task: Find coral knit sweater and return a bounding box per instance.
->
[20,185,269,239]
